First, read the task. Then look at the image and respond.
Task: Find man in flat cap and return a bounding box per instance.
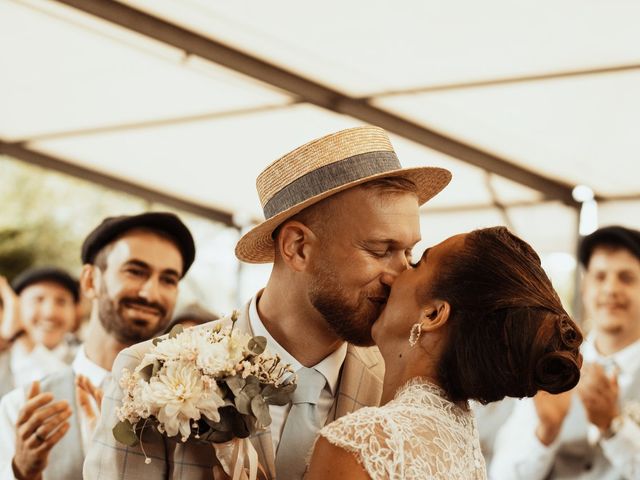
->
[0,267,80,398]
[0,212,195,480]
[85,126,451,480]
[491,225,640,479]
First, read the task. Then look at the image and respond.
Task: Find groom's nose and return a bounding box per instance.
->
[379,251,411,286]
[380,271,399,287]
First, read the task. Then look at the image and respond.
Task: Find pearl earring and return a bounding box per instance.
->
[409,323,422,347]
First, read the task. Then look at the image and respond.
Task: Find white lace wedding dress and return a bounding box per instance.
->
[317,377,487,479]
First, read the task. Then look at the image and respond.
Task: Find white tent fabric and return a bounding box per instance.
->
[2,0,639,280]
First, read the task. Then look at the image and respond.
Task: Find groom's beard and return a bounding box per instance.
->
[308,266,387,347]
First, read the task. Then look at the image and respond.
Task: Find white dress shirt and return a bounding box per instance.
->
[0,346,109,480]
[248,295,348,453]
[490,335,640,480]
[8,340,68,388]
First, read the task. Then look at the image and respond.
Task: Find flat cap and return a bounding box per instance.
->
[81,212,195,277]
[11,266,79,302]
[578,225,640,267]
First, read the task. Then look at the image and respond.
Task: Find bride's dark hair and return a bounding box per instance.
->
[427,227,583,404]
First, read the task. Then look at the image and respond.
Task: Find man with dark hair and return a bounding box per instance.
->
[0,267,79,398]
[491,225,640,479]
[0,212,195,480]
[84,126,451,480]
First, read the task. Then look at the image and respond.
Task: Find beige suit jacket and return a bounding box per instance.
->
[82,301,384,479]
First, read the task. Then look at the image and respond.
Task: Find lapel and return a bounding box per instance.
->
[329,343,385,422]
[39,367,84,480]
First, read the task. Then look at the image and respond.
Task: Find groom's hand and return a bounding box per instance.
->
[533,389,573,445]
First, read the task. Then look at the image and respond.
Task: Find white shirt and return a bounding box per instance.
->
[248,295,348,453]
[490,335,640,480]
[471,398,516,465]
[9,340,68,388]
[0,346,109,480]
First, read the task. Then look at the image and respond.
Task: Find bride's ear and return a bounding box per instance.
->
[422,300,451,332]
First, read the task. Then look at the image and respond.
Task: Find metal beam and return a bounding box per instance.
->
[20,102,299,143]
[53,0,577,206]
[600,194,640,202]
[363,64,640,98]
[0,140,237,227]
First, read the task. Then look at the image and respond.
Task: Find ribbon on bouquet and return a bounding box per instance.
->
[213,437,264,480]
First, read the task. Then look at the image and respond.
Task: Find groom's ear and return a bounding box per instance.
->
[422,299,450,332]
[276,220,318,272]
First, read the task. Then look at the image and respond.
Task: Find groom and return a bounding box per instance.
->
[83,126,451,479]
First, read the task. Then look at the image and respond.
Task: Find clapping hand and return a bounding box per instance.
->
[533,389,574,445]
[577,362,620,431]
[75,374,103,436]
[12,381,71,480]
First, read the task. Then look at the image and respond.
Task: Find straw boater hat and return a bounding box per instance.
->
[235,126,452,263]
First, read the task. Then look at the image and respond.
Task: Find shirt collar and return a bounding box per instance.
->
[71,345,110,388]
[10,341,56,370]
[583,333,640,375]
[248,294,348,396]
[49,341,70,361]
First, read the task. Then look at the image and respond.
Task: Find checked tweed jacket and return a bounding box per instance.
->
[82,300,384,480]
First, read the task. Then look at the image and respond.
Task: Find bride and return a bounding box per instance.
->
[306,227,583,479]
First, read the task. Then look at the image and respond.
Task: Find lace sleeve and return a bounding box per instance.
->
[318,407,395,479]
[316,391,486,480]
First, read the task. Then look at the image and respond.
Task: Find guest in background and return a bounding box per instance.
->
[162,302,220,334]
[0,211,195,480]
[472,398,516,467]
[0,267,79,397]
[491,225,640,480]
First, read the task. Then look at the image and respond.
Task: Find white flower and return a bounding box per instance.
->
[196,330,252,377]
[116,368,152,424]
[144,360,224,439]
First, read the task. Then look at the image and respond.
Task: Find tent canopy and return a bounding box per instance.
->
[2,0,639,255]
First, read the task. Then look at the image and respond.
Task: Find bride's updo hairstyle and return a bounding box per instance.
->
[428,227,583,404]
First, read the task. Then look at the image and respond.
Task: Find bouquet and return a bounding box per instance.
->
[112,311,295,479]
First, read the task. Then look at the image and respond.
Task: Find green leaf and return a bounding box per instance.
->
[112,420,139,447]
[151,360,162,377]
[247,336,267,355]
[168,324,184,339]
[138,360,162,381]
[262,383,296,406]
[202,429,234,443]
[225,376,246,396]
[235,392,252,415]
[231,413,251,439]
[251,395,272,427]
[242,376,261,398]
[205,406,235,432]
